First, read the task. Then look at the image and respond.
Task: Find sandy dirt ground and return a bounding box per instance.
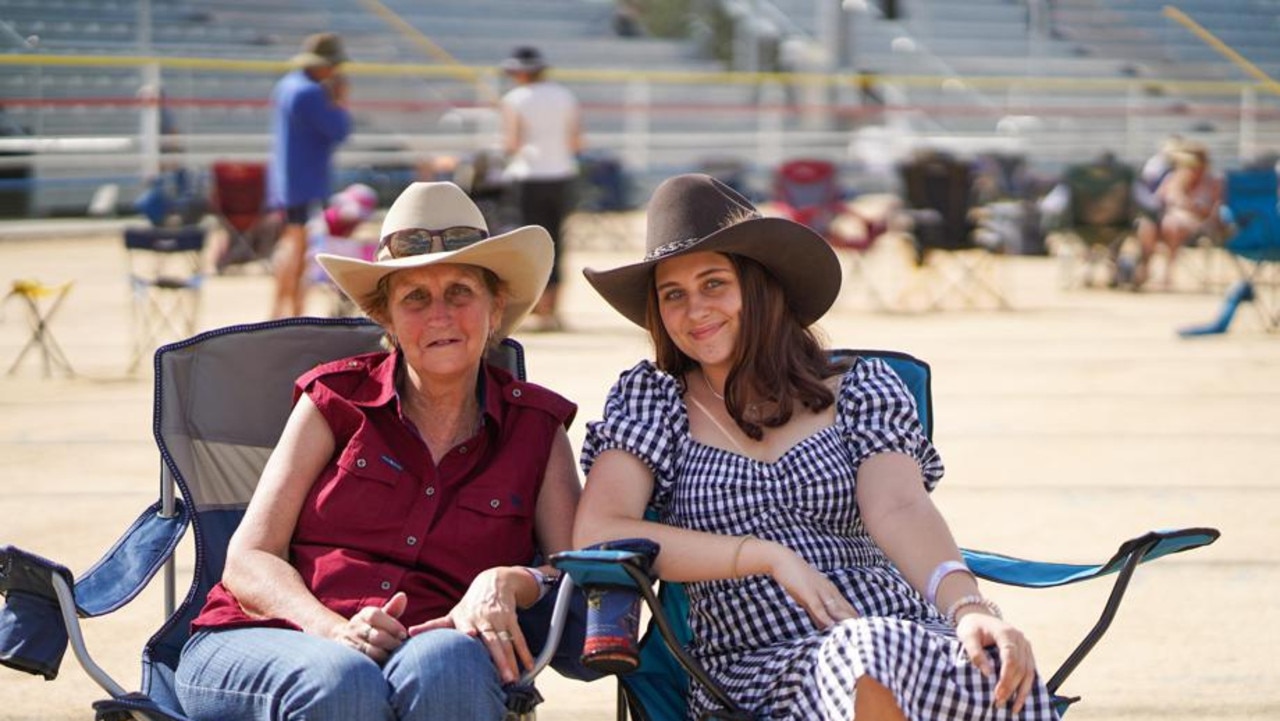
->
[1,216,1277,720]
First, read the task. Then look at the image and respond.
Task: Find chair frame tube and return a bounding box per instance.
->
[1045,536,1156,695]
[50,573,128,699]
[622,564,753,720]
[518,575,578,686]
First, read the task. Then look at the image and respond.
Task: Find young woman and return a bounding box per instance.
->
[574,173,1059,720]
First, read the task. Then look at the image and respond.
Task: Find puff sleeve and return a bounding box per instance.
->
[581,361,687,514]
[839,357,945,492]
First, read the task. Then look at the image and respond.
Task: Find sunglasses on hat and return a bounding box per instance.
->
[378,226,489,258]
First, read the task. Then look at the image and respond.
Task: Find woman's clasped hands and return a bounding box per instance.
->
[410,567,534,684]
[334,567,533,684]
[335,592,410,664]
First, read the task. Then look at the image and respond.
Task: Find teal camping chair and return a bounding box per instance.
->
[0,317,589,720]
[552,350,1220,720]
[1179,167,1280,336]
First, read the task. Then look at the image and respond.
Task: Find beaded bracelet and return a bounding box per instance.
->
[943,594,1002,626]
[925,560,973,607]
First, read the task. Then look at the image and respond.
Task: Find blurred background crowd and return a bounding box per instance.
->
[2,0,1280,320]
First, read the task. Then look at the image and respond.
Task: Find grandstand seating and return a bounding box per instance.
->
[2,0,1278,217]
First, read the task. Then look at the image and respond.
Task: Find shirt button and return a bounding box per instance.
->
[348,361,360,368]
[458,445,468,454]
[406,536,417,546]
[356,458,367,468]
[490,499,500,509]
[511,388,522,398]
[380,581,391,591]
[425,486,436,496]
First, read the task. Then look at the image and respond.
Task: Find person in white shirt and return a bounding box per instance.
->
[501,46,583,332]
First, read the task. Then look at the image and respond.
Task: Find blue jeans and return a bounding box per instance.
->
[175,627,506,721]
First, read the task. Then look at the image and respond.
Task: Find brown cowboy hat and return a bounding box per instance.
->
[291,32,349,69]
[583,173,841,328]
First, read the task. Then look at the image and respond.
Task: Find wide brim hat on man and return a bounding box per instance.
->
[317,182,553,340]
[291,32,349,68]
[583,173,841,328]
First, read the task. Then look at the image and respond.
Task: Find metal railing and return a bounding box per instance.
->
[2,52,1280,216]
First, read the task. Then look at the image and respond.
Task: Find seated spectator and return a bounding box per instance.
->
[174,181,582,721]
[1135,142,1223,289]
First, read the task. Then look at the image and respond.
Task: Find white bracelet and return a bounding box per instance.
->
[925,560,973,607]
[943,594,1002,626]
[521,567,558,604]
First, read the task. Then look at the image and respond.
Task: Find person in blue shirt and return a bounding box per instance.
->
[268,32,352,318]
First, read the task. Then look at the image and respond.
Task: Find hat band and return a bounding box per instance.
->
[644,236,703,261]
[378,226,489,260]
[643,211,764,262]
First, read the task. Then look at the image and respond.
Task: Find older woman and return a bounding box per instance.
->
[575,174,1059,720]
[174,182,581,720]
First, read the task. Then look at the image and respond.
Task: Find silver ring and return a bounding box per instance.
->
[822,597,837,606]
[363,627,373,642]
[496,630,513,642]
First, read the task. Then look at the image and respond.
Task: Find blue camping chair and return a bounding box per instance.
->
[552,350,1220,720]
[0,317,586,720]
[1179,168,1280,336]
[1221,168,1280,330]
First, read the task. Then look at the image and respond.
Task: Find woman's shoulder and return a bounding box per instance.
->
[833,354,912,405]
[490,365,577,427]
[610,360,682,399]
[835,354,893,382]
[298,351,391,391]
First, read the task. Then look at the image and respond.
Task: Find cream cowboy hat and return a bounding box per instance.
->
[317,182,553,339]
[583,173,841,328]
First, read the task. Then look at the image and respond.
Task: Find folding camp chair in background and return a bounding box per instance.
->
[124,226,206,374]
[565,149,637,251]
[1044,157,1144,289]
[1221,167,1280,330]
[1181,167,1280,335]
[772,159,889,309]
[898,151,1012,311]
[550,349,1220,721]
[4,279,75,378]
[0,318,582,721]
[209,162,282,274]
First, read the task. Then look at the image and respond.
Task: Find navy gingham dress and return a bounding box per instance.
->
[582,358,1060,721]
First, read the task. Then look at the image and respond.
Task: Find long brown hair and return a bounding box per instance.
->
[646,254,840,440]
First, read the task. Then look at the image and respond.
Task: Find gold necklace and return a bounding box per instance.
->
[702,371,725,401]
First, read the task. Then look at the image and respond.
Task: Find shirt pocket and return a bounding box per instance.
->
[317,440,409,531]
[455,485,536,566]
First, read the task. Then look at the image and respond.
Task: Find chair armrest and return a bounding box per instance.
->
[963,527,1220,698]
[549,548,656,589]
[0,500,188,683]
[961,527,1219,588]
[73,499,189,616]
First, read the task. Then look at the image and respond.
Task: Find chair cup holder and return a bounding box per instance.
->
[582,584,644,674]
[572,538,660,675]
[0,590,69,680]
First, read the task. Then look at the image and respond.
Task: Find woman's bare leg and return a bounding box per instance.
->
[854,676,909,721]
